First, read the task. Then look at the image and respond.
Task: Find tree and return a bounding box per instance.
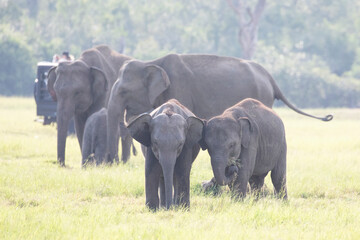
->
[0,31,35,96]
[0,0,359,106]
[225,0,266,59]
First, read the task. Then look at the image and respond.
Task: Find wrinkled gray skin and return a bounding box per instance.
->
[48,45,136,166]
[200,98,287,199]
[81,108,109,166]
[82,108,136,167]
[107,53,332,163]
[127,99,203,210]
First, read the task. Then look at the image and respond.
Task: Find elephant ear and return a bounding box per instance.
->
[198,120,208,150]
[47,66,57,101]
[186,116,204,147]
[90,66,108,101]
[145,65,170,106]
[127,113,152,147]
[238,117,254,148]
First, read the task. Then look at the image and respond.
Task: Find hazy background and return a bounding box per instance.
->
[0,0,359,107]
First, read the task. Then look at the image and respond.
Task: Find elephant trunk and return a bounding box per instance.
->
[56,100,74,167]
[159,153,176,209]
[211,156,237,186]
[106,92,125,163]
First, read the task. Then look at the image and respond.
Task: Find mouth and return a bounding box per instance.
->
[225,164,238,177]
[227,158,237,166]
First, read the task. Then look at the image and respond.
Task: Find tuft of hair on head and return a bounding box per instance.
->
[164,109,174,117]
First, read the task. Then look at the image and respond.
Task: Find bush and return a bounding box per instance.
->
[0,31,35,96]
[254,42,360,108]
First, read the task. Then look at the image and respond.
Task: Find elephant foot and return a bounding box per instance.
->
[58,159,65,167]
[201,178,214,190]
[201,178,222,195]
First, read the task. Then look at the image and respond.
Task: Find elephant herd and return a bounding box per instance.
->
[48,45,333,210]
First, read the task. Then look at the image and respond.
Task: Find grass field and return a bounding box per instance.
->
[0,96,359,239]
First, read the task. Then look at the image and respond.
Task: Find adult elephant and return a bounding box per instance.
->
[48,45,136,166]
[107,54,333,161]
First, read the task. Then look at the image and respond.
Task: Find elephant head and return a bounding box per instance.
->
[48,60,108,166]
[107,60,170,162]
[201,116,255,186]
[127,112,203,209]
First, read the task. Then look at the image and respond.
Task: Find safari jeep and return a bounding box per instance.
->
[33,61,75,134]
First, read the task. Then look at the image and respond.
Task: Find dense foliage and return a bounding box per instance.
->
[0,0,359,107]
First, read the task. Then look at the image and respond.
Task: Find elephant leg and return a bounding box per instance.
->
[74,114,87,150]
[145,150,162,210]
[230,148,255,198]
[81,139,92,168]
[82,155,94,168]
[230,168,249,198]
[173,174,178,205]
[174,170,191,208]
[249,173,267,198]
[94,143,106,166]
[159,177,166,208]
[132,141,138,156]
[112,130,120,165]
[174,148,193,208]
[271,149,287,200]
[120,133,132,163]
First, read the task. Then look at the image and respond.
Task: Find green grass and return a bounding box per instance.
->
[0,96,359,239]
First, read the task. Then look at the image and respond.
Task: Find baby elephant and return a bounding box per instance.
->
[82,108,137,167]
[200,98,287,199]
[81,108,109,166]
[127,99,204,210]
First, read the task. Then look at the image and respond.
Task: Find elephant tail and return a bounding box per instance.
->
[271,77,333,121]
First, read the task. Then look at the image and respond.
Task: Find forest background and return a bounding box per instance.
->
[0,0,359,108]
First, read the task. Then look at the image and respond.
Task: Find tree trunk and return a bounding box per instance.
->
[226,0,266,60]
